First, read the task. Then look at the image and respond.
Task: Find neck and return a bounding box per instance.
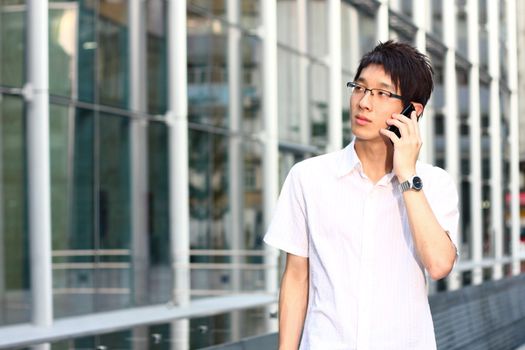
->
[354,138,393,183]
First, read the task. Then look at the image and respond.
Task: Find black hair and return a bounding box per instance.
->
[353,40,434,107]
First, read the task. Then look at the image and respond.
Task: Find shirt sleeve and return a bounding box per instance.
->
[428,167,460,254]
[263,164,309,257]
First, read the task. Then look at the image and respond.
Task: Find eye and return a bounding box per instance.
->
[354,85,365,93]
[377,90,391,98]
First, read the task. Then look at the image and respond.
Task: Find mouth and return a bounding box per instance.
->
[354,115,371,126]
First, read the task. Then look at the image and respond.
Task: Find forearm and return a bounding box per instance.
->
[278,269,309,349]
[403,190,457,280]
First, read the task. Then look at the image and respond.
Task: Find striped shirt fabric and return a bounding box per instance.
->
[264,141,459,350]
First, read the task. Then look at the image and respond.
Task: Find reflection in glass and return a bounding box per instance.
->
[277,0,298,49]
[240,0,260,30]
[97,2,129,108]
[188,10,262,132]
[456,2,468,57]
[358,13,376,57]
[147,121,171,303]
[78,1,96,103]
[431,0,443,40]
[52,108,95,318]
[189,0,226,17]
[278,48,301,143]
[309,63,329,148]
[478,0,488,72]
[0,2,25,88]
[0,95,29,326]
[308,0,327,58]
[50,3,78,98]
[188,130,265,296]
[480,83,491,259]
[146,0,168,115]
[49,307,269,349]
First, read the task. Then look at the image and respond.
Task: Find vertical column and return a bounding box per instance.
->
[129,2,149,349]
[376,0,389,43]
[262,0,279,333]
[0,86,4,323]
[129,0,149,307]
[466,0,483,285]
[348,5,360,74]
[27,0,53,337]
[487,0,503,280]
[297,0,310,145]
[506,0,520,275]
[426,0,433,34]
[390,0,400,12]
[413,0,432,164]
[327,0,342,152]
[0,2,3,310]
[227,0,243,341]
[168,0,190,349]
[442,0,461,291]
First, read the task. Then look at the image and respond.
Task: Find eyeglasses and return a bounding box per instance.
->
[346,81,403,102]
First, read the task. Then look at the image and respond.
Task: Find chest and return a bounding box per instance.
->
[303,177,414,257]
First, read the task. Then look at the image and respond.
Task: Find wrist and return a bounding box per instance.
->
[397,171,415,183]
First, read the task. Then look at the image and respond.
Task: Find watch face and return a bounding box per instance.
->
[412,176,423,190]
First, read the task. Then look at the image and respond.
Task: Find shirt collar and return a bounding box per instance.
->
[337,139,397,185]
[337,139,362,178]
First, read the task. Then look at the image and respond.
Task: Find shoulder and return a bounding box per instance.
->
[290,149,343,180]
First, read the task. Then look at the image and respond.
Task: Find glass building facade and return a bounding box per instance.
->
[0,0,523,348]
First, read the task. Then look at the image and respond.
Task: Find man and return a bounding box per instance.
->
[264,41,459,349]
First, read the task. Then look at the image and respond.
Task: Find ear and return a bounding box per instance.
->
[412,102,424,118]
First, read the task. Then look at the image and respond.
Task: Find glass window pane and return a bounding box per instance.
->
[52,107,96,318]
[0,95,29,326]
[49,3,78,98]
[147,121,171,304]
[278,48,301,143]
[277,0,298,49]
[308,0,327,58]
[0,2,25,88]
[309,63,328,149]
[240,0,260,30]
[187,12,262,133]
[78,1,96,104]
[146,0,168,115]
[189,0,225,17]
[98,114,131,249]
[97,2,129,108]
[431,0,443,40]
[358,12,376,55]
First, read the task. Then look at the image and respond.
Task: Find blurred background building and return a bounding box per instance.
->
[0,0,523,349]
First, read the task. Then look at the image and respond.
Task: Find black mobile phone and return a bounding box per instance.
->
[387,103,416,138]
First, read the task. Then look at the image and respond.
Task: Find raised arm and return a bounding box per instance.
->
[382,109,458,280]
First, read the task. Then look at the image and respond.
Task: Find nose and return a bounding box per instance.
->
[357,89,373,110]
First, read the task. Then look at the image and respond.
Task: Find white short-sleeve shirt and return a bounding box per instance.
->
[264,141,459,350]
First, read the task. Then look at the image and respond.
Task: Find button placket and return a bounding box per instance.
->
[356,188,377,349]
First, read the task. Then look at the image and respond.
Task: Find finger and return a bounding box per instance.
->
[411,112,422,139]
[380,128,400,143]
[395,112,417,135]
[386,118,410,138]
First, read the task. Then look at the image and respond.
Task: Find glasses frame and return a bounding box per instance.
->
[346,81,403,101]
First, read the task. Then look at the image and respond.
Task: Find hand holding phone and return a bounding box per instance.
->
[386,103,417,138]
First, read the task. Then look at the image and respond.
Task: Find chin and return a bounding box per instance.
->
[352,131,386,143]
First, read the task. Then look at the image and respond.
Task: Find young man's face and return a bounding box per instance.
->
[350,64,405,142]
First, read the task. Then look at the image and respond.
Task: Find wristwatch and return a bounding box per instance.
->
[399,175,423,193]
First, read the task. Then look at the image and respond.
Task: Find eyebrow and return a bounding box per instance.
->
[356,77,396,91]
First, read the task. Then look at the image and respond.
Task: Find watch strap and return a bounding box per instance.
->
[399,180,411,193]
